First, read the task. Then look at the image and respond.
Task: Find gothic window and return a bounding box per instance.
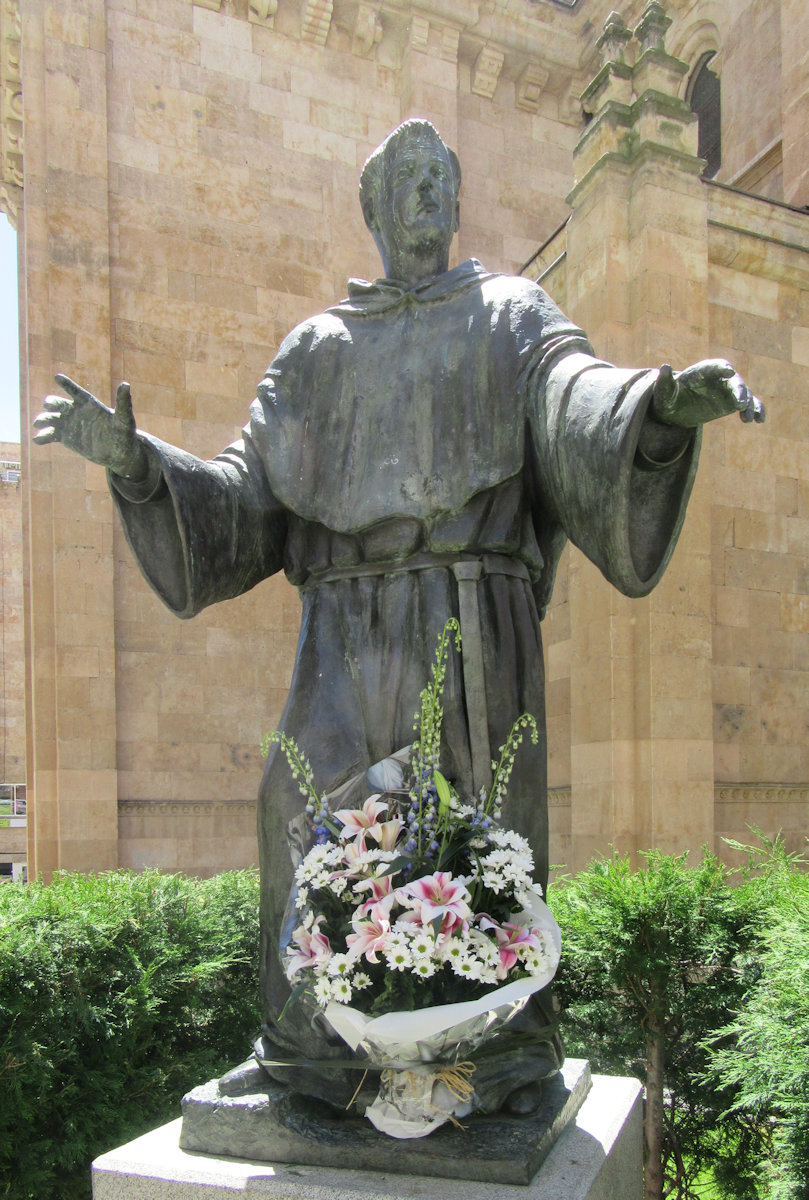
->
[687,53,721,178]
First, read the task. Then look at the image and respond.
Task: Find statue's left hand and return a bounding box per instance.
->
[652,359,765,428]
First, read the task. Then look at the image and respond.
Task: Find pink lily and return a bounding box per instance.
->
[334,795,388,842]
[478,915,542,980]
[354,874,398,919]
[334,832,379,878]
[370,816,405,851]
[399,871,472,935]
[345,909,391,964]
[286,916,332,978]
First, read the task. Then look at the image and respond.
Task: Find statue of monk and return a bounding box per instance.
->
[34,119,763,1116]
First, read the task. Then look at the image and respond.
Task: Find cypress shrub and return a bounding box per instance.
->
[549,850,767,1200]
[0,869,261,1200]
[707,842,809,1200]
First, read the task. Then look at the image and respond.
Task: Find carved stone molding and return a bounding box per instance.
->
[515,62,549,113]
[353,4,382,57]
[119,798,257,815]
[547,786,571,809]
[249,0,279,27]
[409,16,459,63]
[0,0,22,229]
[715,784,809,806]
[471,43,504,100]
[301,0,333,46]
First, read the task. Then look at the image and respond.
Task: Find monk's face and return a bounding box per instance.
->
[379,132,458,264]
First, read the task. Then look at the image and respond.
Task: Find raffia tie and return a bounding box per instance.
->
[376,1061,477,1127]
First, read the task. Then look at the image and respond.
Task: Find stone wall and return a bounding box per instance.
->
[6,0,809,876]
[0,441,24,786]
[707,184,809,857]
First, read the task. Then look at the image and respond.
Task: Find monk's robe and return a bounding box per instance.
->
[110,259,698,1107]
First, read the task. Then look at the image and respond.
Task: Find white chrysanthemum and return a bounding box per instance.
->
[331,875,348,897]
[327,953,352,977]
[331,977,353,1003]
[451,955,484,981]
[352,972,372,990]
[297,888,311,912]
[410,932,436,960]
[384,931,413,971]
[488,828,533,862]
[480,847,533,893]
[412,958,437,979]
[441,937,465,963]
[525,951,550,975]
[313,976,334,1006]
[476,962,499,985]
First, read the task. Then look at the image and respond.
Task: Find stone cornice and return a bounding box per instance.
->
[190,0,592,120]
[0,0,21,229]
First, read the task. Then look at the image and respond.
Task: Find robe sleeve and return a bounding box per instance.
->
[525,338,701,608]
[108,422,287,619]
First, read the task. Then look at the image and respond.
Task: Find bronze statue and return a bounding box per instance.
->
[34,119,763,1116]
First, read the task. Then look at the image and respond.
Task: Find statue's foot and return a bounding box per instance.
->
[218,1058,271,1098]
[504,1081,545,1115]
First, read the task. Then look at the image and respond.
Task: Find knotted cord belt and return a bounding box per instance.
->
[302,551,531,796]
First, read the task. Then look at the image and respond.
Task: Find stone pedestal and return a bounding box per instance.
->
[178,1059,591,1185]
[92,1069,642,1200]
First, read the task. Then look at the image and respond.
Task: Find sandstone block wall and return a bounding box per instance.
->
[6,0,808,876]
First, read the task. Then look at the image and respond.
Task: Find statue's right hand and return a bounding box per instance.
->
[33,375,148,480]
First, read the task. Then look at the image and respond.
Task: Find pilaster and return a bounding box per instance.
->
[21,0,118,877]
[780,0,809,206]
[565,3,714,868]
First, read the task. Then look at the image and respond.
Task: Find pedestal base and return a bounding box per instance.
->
[180,1059,590,1185]
[92,1068,642,1200]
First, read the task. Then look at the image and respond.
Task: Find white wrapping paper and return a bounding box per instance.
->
[323,895,562,1137]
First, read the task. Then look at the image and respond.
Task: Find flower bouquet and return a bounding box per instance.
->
[263,620,561,1138]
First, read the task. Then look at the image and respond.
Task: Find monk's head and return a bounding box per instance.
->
[360,120,461,283]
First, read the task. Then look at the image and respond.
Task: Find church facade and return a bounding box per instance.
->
[2,0,807,879]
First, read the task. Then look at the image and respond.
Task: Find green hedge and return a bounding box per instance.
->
[550,851,766,1200]
[2,848,807,1200]
[706,844,809,1200]
[0,869,261,1200]
[549,842,809,1200]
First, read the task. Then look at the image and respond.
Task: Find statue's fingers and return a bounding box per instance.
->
[113,381,134,422]
[41,394,72,413]
[753,396,765,423]
[33,409,59,428]
[54,373,95,406]
[32,424,57,444]
[653,363,678,412]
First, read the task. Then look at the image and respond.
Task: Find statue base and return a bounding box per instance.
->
[92,1065,643,1198]
[178,1058,590,1185]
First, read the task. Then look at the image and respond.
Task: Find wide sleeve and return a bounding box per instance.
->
[525,338,701,604]
[108,422,287,619]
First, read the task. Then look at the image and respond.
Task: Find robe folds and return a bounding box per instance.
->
[111,259,700,1105]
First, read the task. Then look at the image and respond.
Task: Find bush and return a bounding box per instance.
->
[707,842,809,1200]
[0,869,261,1200]
[549,850,767,1200]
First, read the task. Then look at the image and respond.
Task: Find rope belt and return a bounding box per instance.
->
[302,551,531,796]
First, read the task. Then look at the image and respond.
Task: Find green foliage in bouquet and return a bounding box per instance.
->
[0,869,260,1200]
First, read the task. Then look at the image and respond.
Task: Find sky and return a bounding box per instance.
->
[0,214,20,445]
